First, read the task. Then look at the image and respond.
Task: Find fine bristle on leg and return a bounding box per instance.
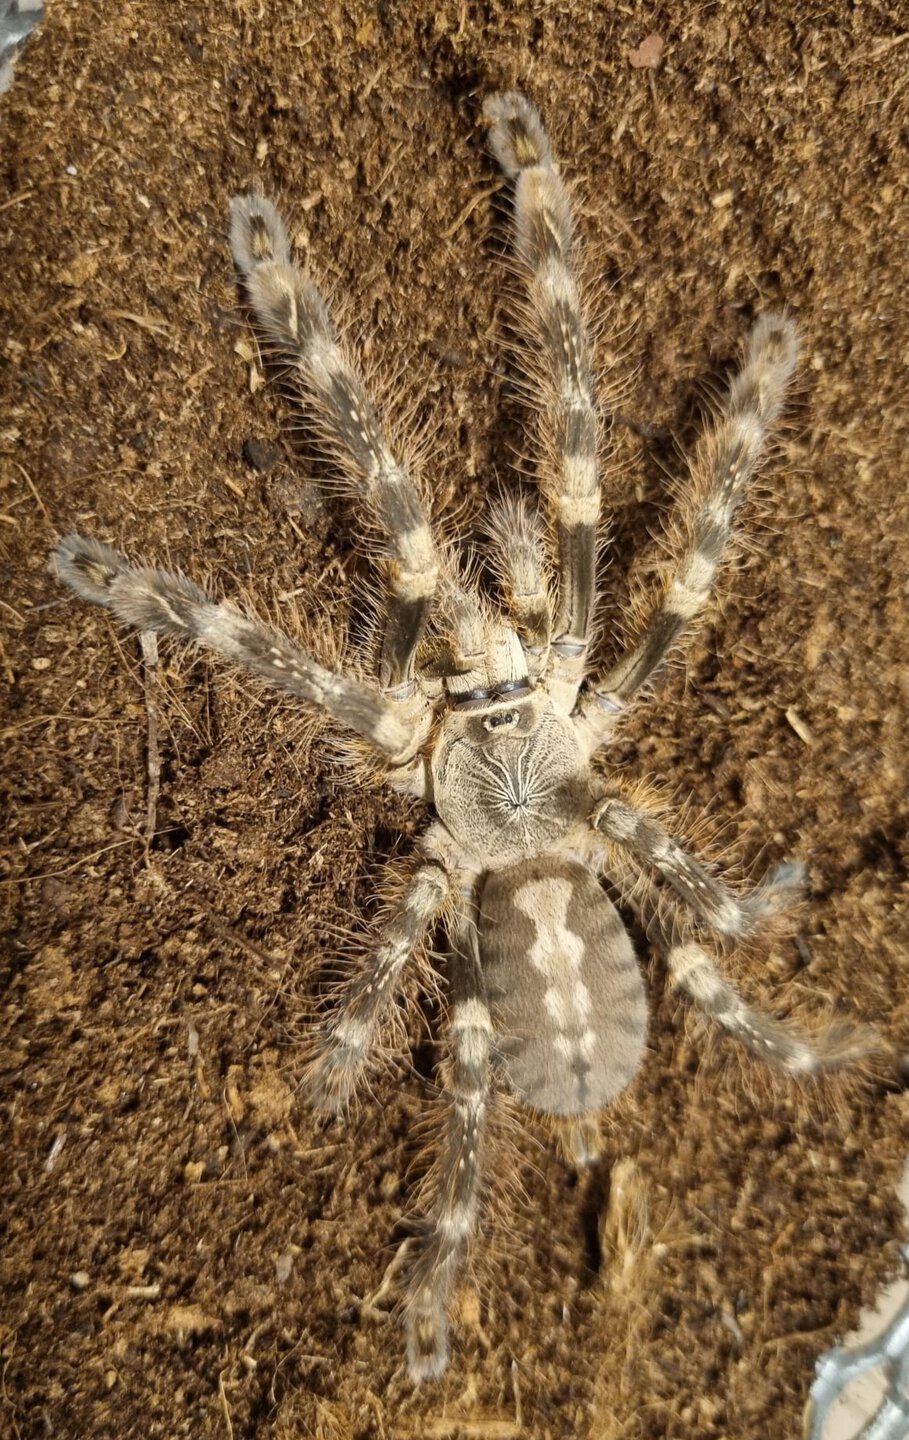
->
[592,795,804,938]
[229,193,439,692]
[587,312,799,714]
[52,534,421,762]
[590,816,873,1077]
[405,912,492,1382]
[305,862,450,1112]
[483,92,602,677]
[484,494,553,663]
[667,937,875,1073]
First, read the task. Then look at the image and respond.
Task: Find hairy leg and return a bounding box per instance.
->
[405,906,492,1381]
[583,829,874,1075]
[484,91,603,690]
[419,573,488,681]
[306,861,451,1112]
[230,193,439,692]
[484,494,553,673]
[54,535,425,763]
[591,793,804,938]
[664,930,873,1074]
[582,313,798,731]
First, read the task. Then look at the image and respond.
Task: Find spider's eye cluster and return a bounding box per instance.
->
[483,709,519,731]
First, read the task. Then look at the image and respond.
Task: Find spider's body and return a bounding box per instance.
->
[54,93,868,1382]
[431,674,647,1115]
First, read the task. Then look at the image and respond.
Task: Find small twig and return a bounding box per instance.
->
[439,181,502,241]
[123,1284,161,1300]
[0,188,34,214]
[201,910,283,968]
[140,630,161,841]
[785,705,815,746]
[359,1238,413,1323]
[107,309,171,336]
[218,1369,234,1440]
[13,461,49,519]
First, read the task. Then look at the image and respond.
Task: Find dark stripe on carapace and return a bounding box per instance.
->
[449,677,533,709]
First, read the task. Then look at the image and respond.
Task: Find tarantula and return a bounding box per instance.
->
[54,93,867,1381]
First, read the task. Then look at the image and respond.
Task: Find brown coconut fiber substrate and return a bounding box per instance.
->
[2,4,908,1438]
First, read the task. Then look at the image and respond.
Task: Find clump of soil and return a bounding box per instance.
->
[2,4,907,1437]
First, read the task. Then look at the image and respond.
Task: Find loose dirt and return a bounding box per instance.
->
[2,4,908,1437]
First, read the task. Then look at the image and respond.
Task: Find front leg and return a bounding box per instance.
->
[483,92,602,684]
[579,313,798,740]
[230,194,440,693]
[54,535,428,764]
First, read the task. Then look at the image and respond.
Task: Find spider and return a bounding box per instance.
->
[54,92,868,1381]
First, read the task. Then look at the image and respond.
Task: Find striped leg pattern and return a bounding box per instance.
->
[229,195,440,693]
[624,882,875,1075]
[590,840,874,1075]
[53,535,422,763]
[306,862,451,1112]
[592,794,804,938]
[663,927,873,1075]
[586,312,799,717]
[484,92,601,669]
[406,910,492,1382]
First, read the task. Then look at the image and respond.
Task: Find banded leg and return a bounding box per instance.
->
[591,794,804,938]
[307,862,450,1111]
[586,312,799,716]
[229,194,439,692]
[660,924,873,1075]
[406,910,492,1382]
[54,535,424,763]
[484,93,601,668]
[589,840,874,1075]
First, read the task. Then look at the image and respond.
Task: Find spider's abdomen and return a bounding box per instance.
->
[479,858,647,1116]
